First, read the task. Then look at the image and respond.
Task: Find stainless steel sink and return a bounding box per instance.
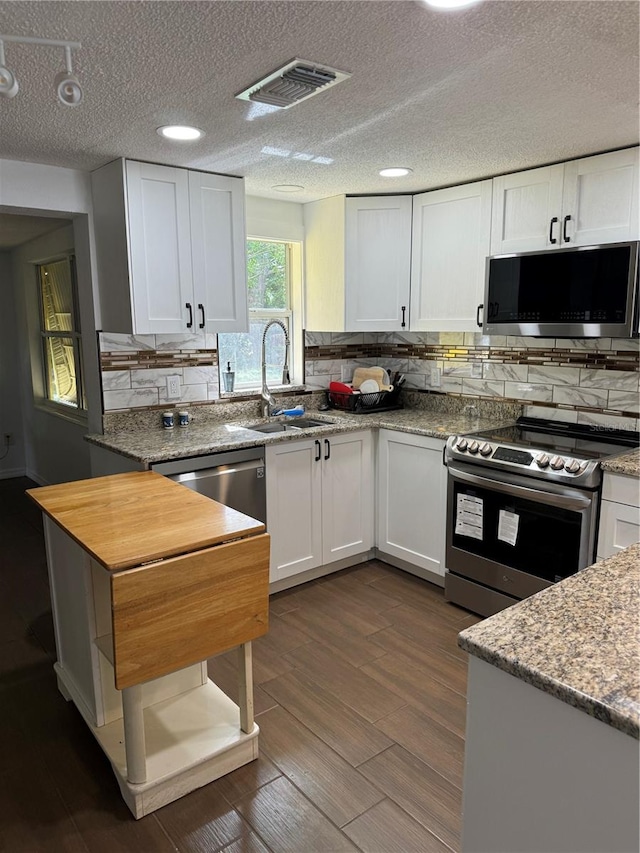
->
[247,418,331,434]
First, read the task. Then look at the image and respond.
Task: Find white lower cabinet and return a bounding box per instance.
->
[597,472,640,559]
[266,430,374,583]
[377,429,446,580]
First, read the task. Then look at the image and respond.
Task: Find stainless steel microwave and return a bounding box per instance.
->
[482,241,639,338]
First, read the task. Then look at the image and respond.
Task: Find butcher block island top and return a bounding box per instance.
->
[27,469,265,570]
[27,471,270,819]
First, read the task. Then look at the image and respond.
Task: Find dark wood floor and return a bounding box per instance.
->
[0,476,479,853]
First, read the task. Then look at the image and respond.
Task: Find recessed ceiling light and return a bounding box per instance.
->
[157,125,204,141]
[379,167,413,178]
[422,0,482,8]
[272,185,305,193]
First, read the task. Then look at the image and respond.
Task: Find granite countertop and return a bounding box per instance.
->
[459,543,640,738]
[85,408,506,466]
[601,447,640,478]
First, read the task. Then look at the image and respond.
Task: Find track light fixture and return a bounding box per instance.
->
[54,46,83,106]
[0,40,18,98]
[0,34,83,105]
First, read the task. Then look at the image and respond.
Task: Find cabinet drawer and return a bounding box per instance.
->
[111,533,269,689]
[602,473,640,507]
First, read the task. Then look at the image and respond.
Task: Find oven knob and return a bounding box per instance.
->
[535,453,550,468]
[468,440,480,454]
[479,442,492,457]
[550,455,565,470]
[565,459,581,474]
[456,437,468,452]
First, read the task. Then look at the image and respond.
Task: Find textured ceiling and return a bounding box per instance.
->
[0,1,638,204]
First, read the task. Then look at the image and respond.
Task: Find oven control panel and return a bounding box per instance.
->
[449,435,595,484]
[492,447,533,466]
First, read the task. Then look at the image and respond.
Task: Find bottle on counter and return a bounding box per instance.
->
[223,361,235,393]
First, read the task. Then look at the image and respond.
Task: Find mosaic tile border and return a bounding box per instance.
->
[305,342,639,372]
[101,350,218,370]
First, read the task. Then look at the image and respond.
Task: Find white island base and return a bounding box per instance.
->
[29,472,271,821]
[462,657,640,853]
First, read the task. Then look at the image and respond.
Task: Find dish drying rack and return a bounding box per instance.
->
[326,386,403,414]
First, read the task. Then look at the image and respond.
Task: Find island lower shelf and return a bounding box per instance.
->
[64,665,260,819]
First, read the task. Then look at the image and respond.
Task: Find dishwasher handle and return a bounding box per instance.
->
[168,458,263,485]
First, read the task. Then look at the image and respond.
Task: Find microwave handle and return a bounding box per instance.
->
[549,216,558,245]
[448,464,593,512]
[476,303,483,328]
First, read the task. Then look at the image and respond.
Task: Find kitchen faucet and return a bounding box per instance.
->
[260,319,290,418]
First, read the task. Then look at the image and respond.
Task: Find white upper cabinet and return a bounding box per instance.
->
[188,170,249,333]
[491,148,639,255]
[561,149,640,246]
[304,195,412,332]
[92,159,248,335]
[410,180,492,332]
[491,164,564,255]
[125,161,194,334]
[344,196,413,332]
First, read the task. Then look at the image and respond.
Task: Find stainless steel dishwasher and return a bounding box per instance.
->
[151,447,266,524]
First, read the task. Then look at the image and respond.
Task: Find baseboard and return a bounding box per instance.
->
[0,466,27,480]
[25,469,49,485]
[269,550,374,593]
[269,549,446,593]
[374,549,445,588]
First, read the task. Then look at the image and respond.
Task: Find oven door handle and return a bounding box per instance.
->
[448,465,593,512]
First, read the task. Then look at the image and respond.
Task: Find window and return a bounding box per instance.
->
[37,256,85,411]
[218,239,299,390]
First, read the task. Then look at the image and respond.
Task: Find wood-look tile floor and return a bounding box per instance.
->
[0,476,479,853]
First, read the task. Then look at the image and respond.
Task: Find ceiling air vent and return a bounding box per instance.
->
[236,59,351,110]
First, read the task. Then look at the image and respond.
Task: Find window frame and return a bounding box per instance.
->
[218,238,303,393]
[36,254,86,417]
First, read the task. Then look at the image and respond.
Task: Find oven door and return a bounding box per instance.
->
[445,461,598,601]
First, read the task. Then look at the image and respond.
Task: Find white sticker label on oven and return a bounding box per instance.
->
[498,510,519,547]
[455,494,483,540]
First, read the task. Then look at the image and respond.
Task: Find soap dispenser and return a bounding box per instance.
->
[223,361,235,392]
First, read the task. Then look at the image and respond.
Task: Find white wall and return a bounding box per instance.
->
[0,251,27,478]
[0,159,92,215]
[245,196,304,241]
[10,225,92,485]
[0,160,103,482]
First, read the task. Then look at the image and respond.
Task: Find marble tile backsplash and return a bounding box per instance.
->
[100,332,220,411]
[305,332,640,428]
[99,330,639,432]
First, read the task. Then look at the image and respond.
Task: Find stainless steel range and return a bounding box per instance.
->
[444,417,639,617]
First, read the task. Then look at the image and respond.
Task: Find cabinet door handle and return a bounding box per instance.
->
[476,303,483,328]
[563,215,571,243]
[198,303,205,329]
[401,306,406,328]
[324,439,331,461]
[549,216,559,244]
[315,440,321,462]
[186,302,193,329]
